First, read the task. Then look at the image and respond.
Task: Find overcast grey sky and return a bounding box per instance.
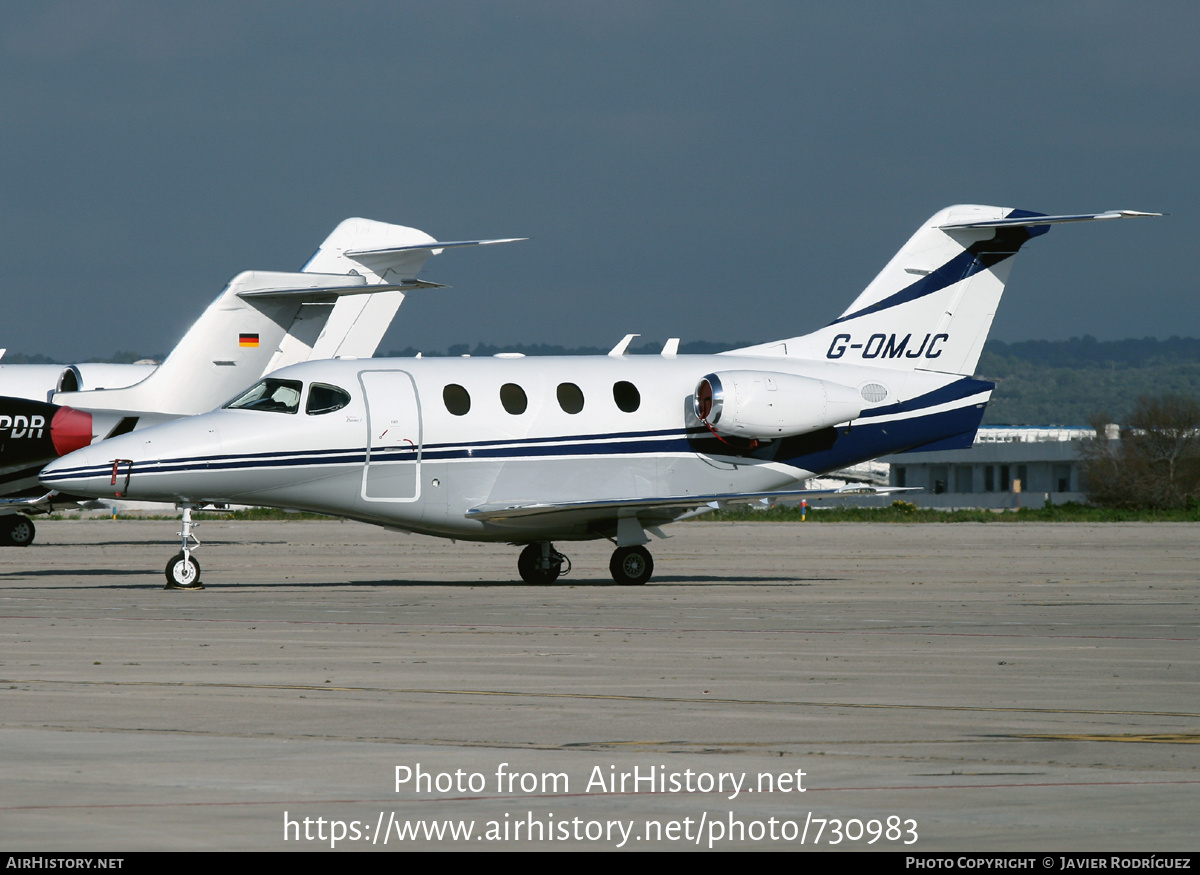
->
[1,1,1193,360]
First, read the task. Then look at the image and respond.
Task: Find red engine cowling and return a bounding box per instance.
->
[693,371,863,440]
[0,398,93,469]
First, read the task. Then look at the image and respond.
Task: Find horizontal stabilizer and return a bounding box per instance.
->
[939,210,1163,230]
[344,237,527,262]
[236,279,445,298]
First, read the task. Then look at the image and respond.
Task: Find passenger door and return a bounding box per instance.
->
[359,370,422,502]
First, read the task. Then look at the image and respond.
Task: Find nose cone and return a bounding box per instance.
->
[39,442,112,497]
[40,414,225,500]
[40,425,155,498]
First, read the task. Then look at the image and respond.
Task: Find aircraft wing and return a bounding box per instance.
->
[0,492,55,509]
[466,483,915,524]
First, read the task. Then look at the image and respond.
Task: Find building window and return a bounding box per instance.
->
[1054,463,1072,493]
[955,466,973,493]
[984,466,995,492]
[895,467,907,488]
[931,465,948,495]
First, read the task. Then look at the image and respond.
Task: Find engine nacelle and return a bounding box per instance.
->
[61,363,157,393]
[0,398,94,472]
[0,363,156,402]
[693,370,864,440]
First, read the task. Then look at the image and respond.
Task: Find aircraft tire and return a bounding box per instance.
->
[609,545,653,586]
[164,552,204,590]
[517,543,562,585]
[0,516,35,547]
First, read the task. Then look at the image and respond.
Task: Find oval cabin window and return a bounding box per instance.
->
[443,384,471,416]
[557,382,585,414]
[613,381,640,413]
[500,383,528,415]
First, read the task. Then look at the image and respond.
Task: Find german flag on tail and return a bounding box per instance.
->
[239,333,259,348]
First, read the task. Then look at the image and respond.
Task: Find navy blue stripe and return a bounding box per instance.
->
[857,377,993,419]
[772,401,987,473]
[832,249,983,325]
[41,378,993,483]
[43,411,988,489]
[832,210,1047,325]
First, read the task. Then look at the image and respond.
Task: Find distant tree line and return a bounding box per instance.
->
[7,336,1199,428]
[1,350,162,365]
[976,337,1200,426]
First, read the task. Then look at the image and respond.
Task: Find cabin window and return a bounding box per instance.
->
[225,378,302,414]
[613,380,640,413]
[557,382,584,414]
[500,383,528,415]
[443,384,471,416]
[306,383,351,415]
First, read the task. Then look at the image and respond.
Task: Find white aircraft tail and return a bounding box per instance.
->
[52,219,523,416]
[300,218,523,360]
[730,206,1159,376]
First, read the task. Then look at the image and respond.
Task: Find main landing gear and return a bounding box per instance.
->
[515,541,654,585]
[165,505,204,590]
[609,545,653,586]
[517,542,570,585]
[0,515,35,547]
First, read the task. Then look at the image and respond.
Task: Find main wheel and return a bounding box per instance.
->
[517,543,562,585]
[0,516,35,547]
[609,545,653,585]
[164,552,203,589]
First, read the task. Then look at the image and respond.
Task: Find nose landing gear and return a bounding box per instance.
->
[165,505,204,590]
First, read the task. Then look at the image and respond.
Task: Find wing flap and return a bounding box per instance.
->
[466,483,915,523]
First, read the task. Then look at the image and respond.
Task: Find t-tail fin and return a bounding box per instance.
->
[300,217,524,360]
[730,206,1160,376]
[50,219,523,416]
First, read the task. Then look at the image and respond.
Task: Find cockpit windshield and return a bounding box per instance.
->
[225,379,303,414]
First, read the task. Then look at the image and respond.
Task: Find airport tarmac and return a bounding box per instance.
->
[1,518,1197,851]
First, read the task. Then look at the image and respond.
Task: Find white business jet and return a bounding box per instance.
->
[1,218,521,544]
[39,206,1158,587]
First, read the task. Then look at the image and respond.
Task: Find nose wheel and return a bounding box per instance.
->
[517,542,569,584]
[164,505,204,590]
[165,552,202,589]
[610,545,653,585]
